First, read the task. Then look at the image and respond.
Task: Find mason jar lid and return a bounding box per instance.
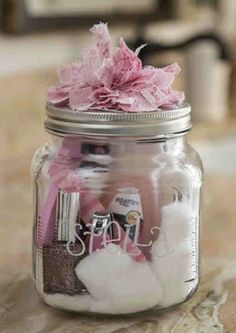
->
[45,102,191,137]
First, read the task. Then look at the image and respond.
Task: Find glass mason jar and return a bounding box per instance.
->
[32,103,203,315]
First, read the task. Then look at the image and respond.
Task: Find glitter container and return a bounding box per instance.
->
[41,190,87,295]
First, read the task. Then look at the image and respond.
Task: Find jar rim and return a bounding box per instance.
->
[45,102,191,137]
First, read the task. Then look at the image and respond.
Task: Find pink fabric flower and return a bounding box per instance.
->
[48,23,184,112]
[90,22,111,59]
[48,63,81,106]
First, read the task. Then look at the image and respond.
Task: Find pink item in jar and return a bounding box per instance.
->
[39,138,146,262]
[37,137,83,246]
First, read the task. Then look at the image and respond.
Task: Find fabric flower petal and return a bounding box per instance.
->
[162,62,181,74]
[58,63,81,84]
[69,86,95,109]
[90,22,111,59]
[48,84,71,106]
[48,23,184,112]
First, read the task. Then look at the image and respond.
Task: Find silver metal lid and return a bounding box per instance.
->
[45,102,191,137]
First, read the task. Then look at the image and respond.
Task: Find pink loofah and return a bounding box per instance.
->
[48,23,184,112]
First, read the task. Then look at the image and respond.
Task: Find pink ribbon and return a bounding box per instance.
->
[38,138,146,262]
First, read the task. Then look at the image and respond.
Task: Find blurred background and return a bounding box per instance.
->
[0,0,236,163]
[1,2,236,329]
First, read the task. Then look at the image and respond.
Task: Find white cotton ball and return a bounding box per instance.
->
[76,244,163,314]
[151,241,197,307]
[151,239,197,307]
[43,292,93,313]
[150,202,198,307]
[158,169,191,207]
[76,244,130,300]
[160,202,192,246]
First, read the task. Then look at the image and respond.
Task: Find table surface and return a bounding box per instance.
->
[1,117,236,333]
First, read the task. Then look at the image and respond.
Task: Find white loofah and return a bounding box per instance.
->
[76,243,163,314]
